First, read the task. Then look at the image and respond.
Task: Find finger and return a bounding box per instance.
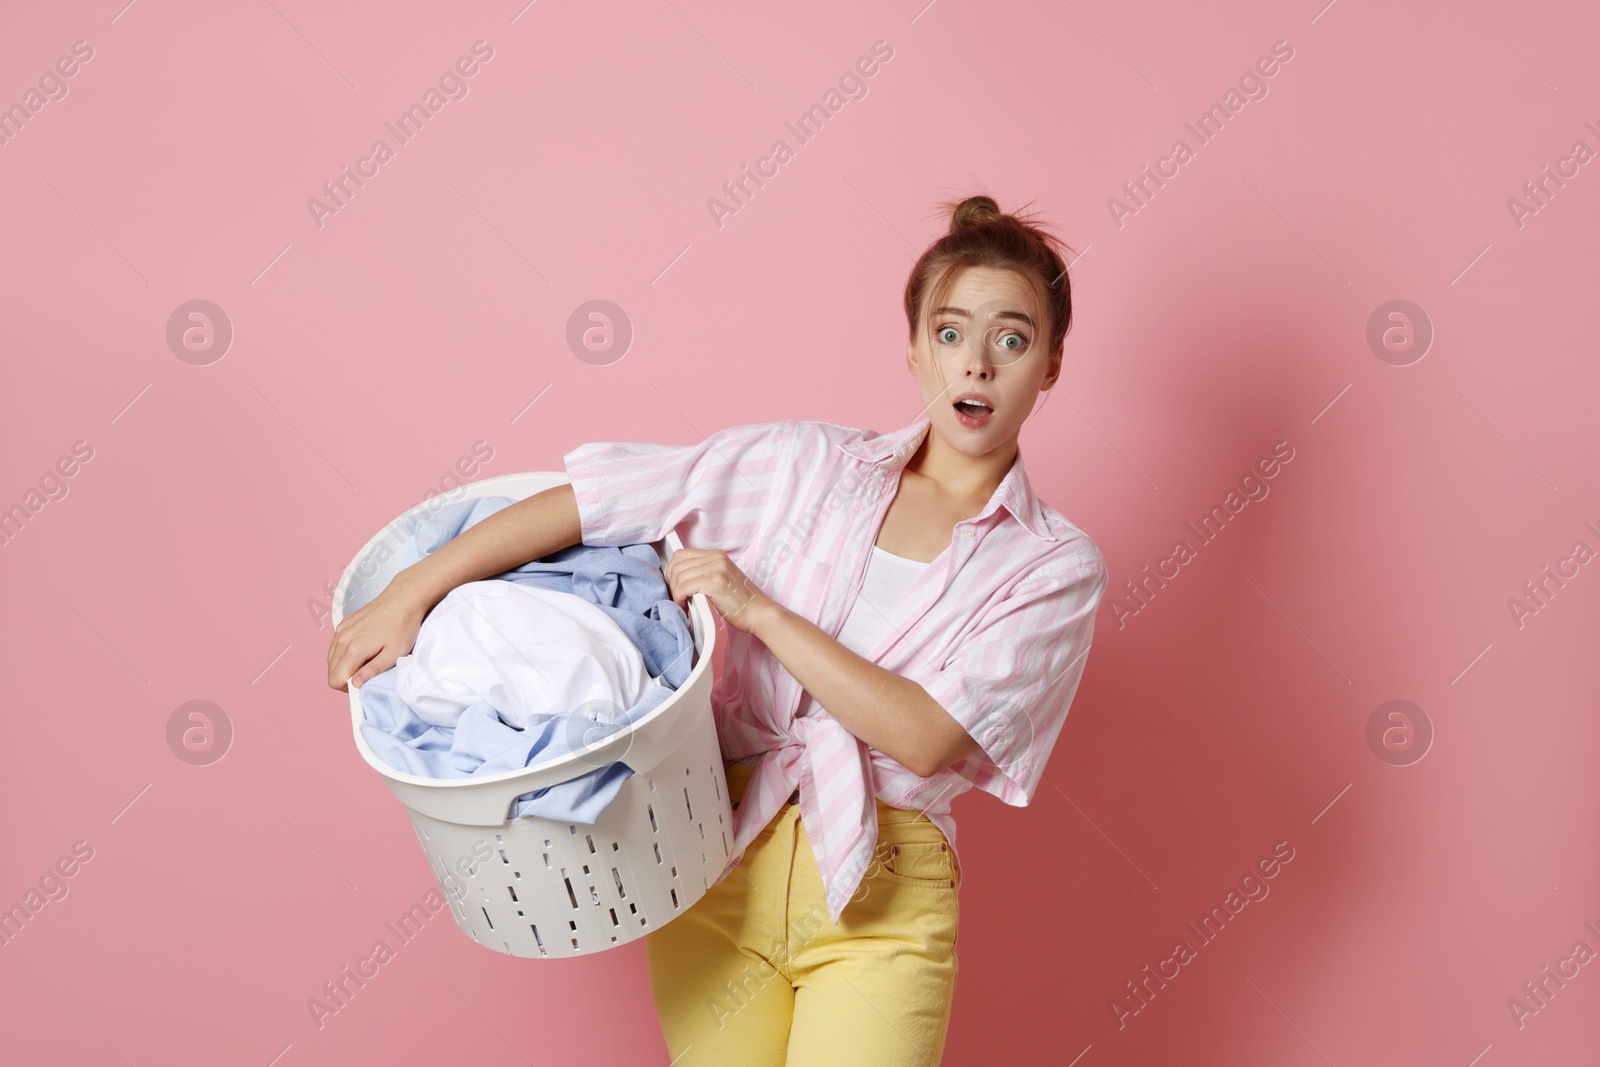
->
[328,646,351,689]
[327,613,361,669]
[329,638,376,691]
[667,557,713,592]
[673,584,693,611]
[347,651,385,690]
[665,550,699,579]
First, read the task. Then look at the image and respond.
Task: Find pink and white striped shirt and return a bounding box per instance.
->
[563,415,1107,922]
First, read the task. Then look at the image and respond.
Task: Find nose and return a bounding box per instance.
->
[962,342,993,379]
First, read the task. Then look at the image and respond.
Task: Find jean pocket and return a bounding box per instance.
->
[873,840,956,890]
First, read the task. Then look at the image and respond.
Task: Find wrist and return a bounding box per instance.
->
[389,564,447,614]
[746,593,788,640]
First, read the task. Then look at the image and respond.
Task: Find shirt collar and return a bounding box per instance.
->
[835,413,1058,542]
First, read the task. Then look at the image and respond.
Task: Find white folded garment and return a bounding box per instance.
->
[394,580,655,731]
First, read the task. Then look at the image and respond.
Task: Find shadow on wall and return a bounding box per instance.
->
[942,283,1373,1065]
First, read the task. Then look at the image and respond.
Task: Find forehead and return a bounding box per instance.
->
[928,264,1042,322]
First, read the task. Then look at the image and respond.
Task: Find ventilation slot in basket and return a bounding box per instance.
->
[531,924,546,955]
[561,869,578,909]
[612,867,626,898]
[586,834,596,853]
[670,888,679,908]
[507,886,518,903]
[684,786,694,821]
[482,908,494,930]
[648,804,657,833]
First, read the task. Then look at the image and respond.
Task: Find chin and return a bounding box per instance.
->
[935,411,1012,452]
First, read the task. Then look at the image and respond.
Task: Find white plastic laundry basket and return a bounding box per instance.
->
[333,471,731,959]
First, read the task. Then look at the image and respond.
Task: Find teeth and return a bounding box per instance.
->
[957,398,991,410]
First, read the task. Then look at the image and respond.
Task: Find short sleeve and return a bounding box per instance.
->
[562,420,792,558]
[919,553,1108,805]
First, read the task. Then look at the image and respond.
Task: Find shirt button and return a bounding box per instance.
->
[962,528,975,539]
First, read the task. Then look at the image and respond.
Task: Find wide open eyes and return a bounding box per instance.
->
[934,323,1030,364]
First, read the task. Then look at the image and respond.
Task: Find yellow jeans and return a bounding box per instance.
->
[645,759,962,1066]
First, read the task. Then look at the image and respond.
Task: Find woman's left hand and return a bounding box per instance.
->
[664,548,778,635]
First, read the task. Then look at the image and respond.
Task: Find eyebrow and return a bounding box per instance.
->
[931,305,1035,328]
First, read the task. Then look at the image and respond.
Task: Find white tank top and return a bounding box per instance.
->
[832,545,931,657]
[737,545,931,769]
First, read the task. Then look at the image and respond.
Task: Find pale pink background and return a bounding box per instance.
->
[2,0,1597,1063]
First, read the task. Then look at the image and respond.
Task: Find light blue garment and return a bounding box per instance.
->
[357,496,694,822]
[390,496,694,687]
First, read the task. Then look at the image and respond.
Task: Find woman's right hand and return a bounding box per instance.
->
[326,482,585,693]
[326,576,434,692]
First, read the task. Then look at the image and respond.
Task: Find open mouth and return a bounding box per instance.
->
[953,398,993,418]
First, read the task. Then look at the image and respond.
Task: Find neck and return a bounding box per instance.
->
[906,422,1018,510]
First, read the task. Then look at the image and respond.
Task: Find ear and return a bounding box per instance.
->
[1040,350,1064,390]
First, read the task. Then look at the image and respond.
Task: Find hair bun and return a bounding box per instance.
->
[949,195,1002,232]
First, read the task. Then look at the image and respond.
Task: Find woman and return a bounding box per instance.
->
[327,194,1107,1065]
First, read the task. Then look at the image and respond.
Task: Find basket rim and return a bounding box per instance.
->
[332,469,715,792]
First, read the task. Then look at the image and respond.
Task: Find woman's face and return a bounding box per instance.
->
[907,264,1061,457]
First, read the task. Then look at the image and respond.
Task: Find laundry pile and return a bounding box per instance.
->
[356,496,695,823]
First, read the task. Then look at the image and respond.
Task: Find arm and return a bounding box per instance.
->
[391,483,583,609]
[331,419,790,693]
[747,599,981,778]
[661,547,979,777]
[325,483,583,690]
[664,543,1106,790]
